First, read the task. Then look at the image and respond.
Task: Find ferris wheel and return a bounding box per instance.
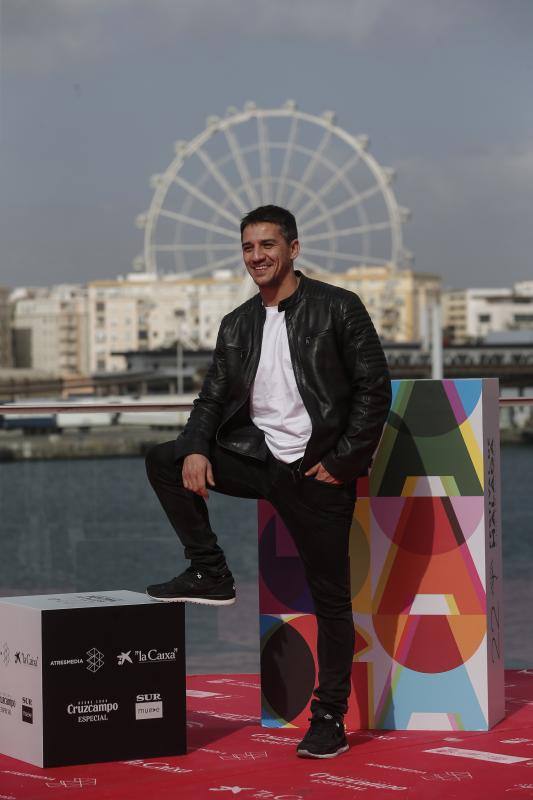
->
[135,101,411,278]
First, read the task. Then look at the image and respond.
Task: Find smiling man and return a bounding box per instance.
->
[145,205,391,758]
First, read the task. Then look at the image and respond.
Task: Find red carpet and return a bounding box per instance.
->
[3,670,533,799]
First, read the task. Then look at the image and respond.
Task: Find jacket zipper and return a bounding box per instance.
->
[285,314,317,474]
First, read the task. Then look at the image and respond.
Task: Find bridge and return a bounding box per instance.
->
[0,343,532,402]
[385,343,533,389]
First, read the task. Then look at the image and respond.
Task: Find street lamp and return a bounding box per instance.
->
[174,309,186,395]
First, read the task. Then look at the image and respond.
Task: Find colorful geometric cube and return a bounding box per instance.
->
[259,378,504,730]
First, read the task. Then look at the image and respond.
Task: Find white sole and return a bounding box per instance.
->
[297,744,349,759]
[146,592,236,606]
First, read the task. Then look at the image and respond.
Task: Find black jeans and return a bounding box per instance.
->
[145,441,357,718]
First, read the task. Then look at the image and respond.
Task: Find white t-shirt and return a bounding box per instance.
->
[250,306,312,463]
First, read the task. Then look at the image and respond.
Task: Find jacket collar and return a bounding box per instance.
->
[253,270,306,313]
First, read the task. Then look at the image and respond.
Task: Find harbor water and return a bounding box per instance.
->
[0,443,531,673]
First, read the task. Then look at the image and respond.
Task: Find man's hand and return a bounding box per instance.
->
[182,454,215,498]
[304,462,343,485]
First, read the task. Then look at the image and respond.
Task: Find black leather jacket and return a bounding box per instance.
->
[175,271,392,483]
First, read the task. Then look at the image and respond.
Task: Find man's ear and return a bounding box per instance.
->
[290,239,300,260]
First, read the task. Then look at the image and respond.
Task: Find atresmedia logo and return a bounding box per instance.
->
[86,648,104,673]
[49,646,105,672]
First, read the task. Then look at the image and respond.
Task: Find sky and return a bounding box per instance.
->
[1,0,532,290]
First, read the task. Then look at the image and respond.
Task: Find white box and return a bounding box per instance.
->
[0,590,186,767]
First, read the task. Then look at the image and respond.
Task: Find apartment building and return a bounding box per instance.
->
[0,285,12,367]
[87,271,243,372]
[11,285,89,375]
[327,264,442,343]
[8,261,442,379]
[443,283,533,343]
[88,264,440,373]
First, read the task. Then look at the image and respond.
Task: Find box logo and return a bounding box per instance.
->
[135,693,163,720]
[22,700,33,724]
[86,648,104,673]
[67,698,119,723]
[116,647,178,665]
[1,643,9,667]
[14,650,39,668]
[0,692,15,717]
[49,647,105,671]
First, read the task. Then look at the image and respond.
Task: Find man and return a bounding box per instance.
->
[145,205,391,758]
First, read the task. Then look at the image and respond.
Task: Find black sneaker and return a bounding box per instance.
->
[296,712,348,759]
[146,567,236,606]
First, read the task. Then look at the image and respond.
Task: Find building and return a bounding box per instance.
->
[87,271,244,373]
[0,286,12,368]
[87,265,441,373]
[443,283,533,343]
[325,264,441,343]
[8,260,441,383]
[11,285,89,375]
[0,369,65,402]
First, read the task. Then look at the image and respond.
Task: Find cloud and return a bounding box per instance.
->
[394,140,533,286]
[0,0,133,72]
[2,0,530,74]
[397,140,533,209]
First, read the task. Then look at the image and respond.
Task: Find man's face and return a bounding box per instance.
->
[241,222,299,288]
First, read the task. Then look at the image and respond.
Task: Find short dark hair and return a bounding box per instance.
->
[240,205,298,245]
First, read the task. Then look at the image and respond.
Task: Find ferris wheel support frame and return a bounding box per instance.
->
[137,103,410,277]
